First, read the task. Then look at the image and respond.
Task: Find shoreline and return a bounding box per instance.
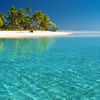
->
[0,31,73,38]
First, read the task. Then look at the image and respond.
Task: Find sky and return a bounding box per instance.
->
[0,0,100,30]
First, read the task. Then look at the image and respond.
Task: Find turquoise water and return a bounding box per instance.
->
[0,37,100,100]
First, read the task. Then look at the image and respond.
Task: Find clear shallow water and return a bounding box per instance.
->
[68,32,100,37]
[0,37,100,100]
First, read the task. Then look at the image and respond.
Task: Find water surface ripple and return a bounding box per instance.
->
[0,37,100,100]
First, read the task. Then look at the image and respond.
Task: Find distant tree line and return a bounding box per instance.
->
[0,6,58,31]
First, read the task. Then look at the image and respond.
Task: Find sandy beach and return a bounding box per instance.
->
[0,31,72,38]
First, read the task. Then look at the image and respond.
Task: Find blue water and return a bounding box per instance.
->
[0,37,100,100]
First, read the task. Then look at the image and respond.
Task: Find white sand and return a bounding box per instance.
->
[0,31,72,38]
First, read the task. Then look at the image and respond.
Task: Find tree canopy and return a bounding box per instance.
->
[0,6,58,31]
[0,12,5,27]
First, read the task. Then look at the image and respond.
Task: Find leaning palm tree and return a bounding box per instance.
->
[48,22,58,31]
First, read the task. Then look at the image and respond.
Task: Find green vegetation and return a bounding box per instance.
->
[0,6,58,31]
[0,12,5,28]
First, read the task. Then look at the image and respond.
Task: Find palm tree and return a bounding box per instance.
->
[32,10,43,30]
[7,6,18,28]
[48,22,58,31]
[0,12,4,27]
[24,15,32,29]
[17,8,32,29]
[26,6,32,13]
[0,18,3,27]
[16,8,26,29]
[40,14,50,30]
[32,11,57,31]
